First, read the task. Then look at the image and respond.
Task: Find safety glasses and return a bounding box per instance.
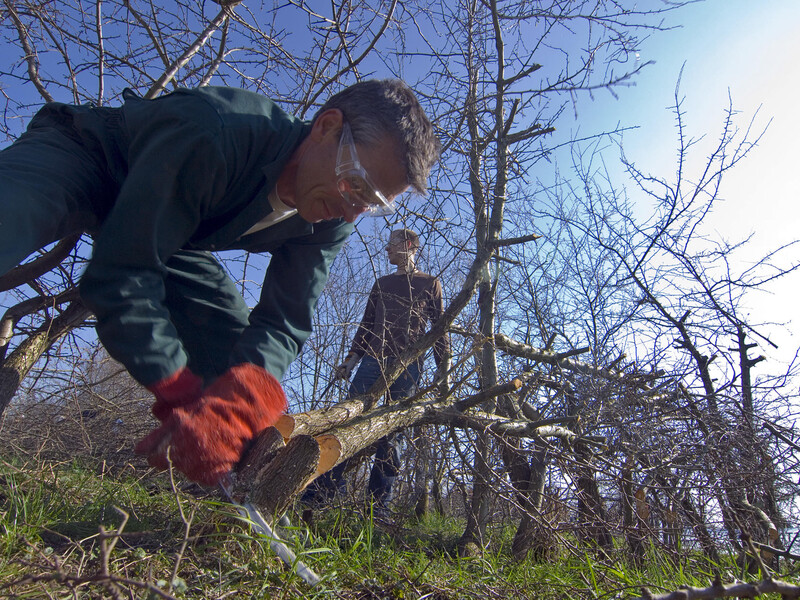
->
[336,122,395,216]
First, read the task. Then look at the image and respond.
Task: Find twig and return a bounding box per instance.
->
[752,541,800,562]
[167,450,194,591]
[3,0,54,102]
[98,507,129,600]
[146,5,235,98]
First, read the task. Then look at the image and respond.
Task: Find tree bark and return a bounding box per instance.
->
[621,457,648,566]
[574,460,614,554]
[0,301,90,415]
[507,438,556,562]
[0,234,81,292]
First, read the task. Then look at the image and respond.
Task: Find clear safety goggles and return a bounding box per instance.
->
[336,122,396,216]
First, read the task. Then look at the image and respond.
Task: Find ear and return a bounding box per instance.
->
[310,108,344,142]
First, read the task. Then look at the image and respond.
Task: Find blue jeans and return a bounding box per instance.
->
[303,356,421,506]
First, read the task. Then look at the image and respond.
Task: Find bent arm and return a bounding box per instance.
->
[229,219,353,379]
[349,280,381,359]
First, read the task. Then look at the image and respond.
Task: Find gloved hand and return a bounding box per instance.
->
[146,366,204,422]
[135,363,287,486]
[333,352,360,380]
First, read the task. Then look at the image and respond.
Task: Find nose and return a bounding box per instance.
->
[341,202,370,223]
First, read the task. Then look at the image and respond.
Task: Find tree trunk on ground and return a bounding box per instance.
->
[243,379,533,519]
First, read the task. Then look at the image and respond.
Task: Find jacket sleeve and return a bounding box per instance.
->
[229,219,353,379]
[79,100,228,386]
[348,280,381,359]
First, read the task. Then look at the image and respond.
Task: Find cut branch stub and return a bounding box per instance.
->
[232,425,341,514]
[274,414,295,439]
[314,434,342,478]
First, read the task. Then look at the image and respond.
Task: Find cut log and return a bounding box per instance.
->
[231,377,537,515]
[280,396,373,438]
[233,426,285,500]
[247,434,321,517]
[274,414,295,439]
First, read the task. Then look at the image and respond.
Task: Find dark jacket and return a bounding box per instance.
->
[349,270,449,369]
[31,86,354,384]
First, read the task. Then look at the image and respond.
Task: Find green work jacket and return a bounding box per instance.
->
[60,86,354,385]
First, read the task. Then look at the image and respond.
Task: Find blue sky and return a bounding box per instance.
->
[567,0,800,364]
[574,0,799,240]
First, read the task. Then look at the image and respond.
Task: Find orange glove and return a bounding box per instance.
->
[147,367,204,422]
[135,363,287,486]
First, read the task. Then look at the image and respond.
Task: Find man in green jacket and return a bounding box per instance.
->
[0,80,440,486]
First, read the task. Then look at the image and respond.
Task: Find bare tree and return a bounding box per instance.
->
[382,0,698,557]
[529,75,800,564]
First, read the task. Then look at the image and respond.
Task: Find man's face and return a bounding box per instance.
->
[386,232,412,266]
[291,113,409,224]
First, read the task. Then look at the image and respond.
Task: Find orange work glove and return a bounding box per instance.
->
[135,363,287,486]
[146,367,204,422]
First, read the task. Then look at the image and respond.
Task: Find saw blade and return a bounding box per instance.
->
[219,480,321,586]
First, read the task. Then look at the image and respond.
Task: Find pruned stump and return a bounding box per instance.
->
[457,540,482,558]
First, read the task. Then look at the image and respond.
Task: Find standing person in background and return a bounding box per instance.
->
[304,228,450,515]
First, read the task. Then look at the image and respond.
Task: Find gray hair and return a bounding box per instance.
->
[316,79,440,194]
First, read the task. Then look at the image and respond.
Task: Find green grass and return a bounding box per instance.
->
[0,459,796,599]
